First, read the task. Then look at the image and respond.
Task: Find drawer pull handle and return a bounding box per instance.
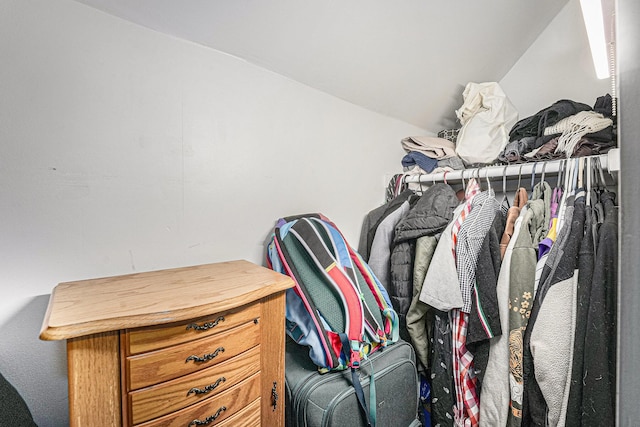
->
[186,377,226,396]
[188,406,227,426]
[185,347,225,364]
[186,316,225,331]
[272,381,279,411]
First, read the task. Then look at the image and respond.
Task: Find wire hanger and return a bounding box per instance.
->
[485,168,492,194]
[559,158,577,221]
[596,157,609,193]
[502,165,508,194]
[530,162,538,194]
[556,159,565,191]
[474,168,481,191]
[517,164,524,190]
[396,174,406,198]
[578,157,585,190]
[586,157,592,207]
[592,157,606,226]
[501,165,510,209]
[562,158,572,196]
[571,158,579,193]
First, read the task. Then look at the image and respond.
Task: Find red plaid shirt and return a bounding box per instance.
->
[450,178,481,427]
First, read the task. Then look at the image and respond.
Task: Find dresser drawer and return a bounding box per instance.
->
[126,302,261,355]
[127,320,260,390]
[135,373,261,427]
[129,346,261,424]
[210,398,261,427]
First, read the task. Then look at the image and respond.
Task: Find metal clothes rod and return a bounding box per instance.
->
[403,148,620,184]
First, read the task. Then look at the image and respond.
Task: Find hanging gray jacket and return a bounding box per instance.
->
[389,183,459,340]
[406,234,439,372]
[522,196,585,427]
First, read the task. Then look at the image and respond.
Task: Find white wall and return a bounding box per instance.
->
[500,0,611,117]
[617,0,640,422]
[0,1,424,425]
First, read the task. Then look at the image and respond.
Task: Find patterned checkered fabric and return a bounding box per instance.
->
[451,310,479,427]
[456,190,501,313]
[449,178,481,427]
[451,178,481,257]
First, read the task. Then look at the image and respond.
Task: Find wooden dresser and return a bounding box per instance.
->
[40,260,293,427]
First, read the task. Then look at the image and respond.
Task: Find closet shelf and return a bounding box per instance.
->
[403,148,620,184]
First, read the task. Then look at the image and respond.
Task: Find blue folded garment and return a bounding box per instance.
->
[401,151,438,173]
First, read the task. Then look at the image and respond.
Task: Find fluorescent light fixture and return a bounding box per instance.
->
[580,0,610,79]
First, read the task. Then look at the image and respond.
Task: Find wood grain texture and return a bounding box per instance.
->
[40,259,293,340]
[129,346,261,424]
[67,331,122,427]
[211,398,261,427]
[126,301,261,355]
[135,373,261,427]
[126,321,260,390]
[42,260,292,426]
[260,292,287,427]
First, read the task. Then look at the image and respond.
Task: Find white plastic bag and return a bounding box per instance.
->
[455,82,518,165]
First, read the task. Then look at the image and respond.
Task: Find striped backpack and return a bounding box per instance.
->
[266,213,399,426]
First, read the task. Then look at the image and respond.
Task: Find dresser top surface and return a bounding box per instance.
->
[40,259,293,340]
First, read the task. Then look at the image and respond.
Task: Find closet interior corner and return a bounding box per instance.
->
[365,145,619,427]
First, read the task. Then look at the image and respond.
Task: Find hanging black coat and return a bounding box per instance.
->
[565,205,595,427]
[389,183,459,341]
[580,191,618,426]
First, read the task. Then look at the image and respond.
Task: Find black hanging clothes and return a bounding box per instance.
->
[358,189,415,261]
[565,201,596,427]
[389,183,459,341]
[430,309,456,427]
[580,191,618,427]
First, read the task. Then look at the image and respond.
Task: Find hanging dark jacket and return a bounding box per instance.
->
[389,183,459,340]
[358,189,415,261]
[565,206,595,427]
[522,196,586,427]
[580,191,617,427]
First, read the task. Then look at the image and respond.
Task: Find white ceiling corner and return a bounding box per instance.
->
[71,0,570,132]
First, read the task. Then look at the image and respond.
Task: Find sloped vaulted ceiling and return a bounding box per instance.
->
[71,0,569,132]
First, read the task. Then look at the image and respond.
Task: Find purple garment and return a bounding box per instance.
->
[538,187,563,260]
[538,237,553,259]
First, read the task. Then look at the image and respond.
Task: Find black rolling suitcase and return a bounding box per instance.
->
[285,338,421,427]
